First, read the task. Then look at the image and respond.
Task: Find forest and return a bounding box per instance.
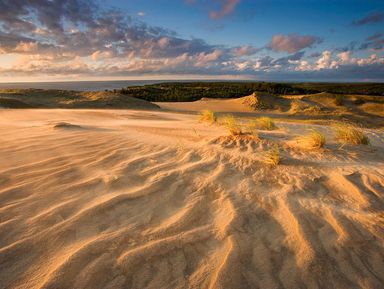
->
[118,82,384,102]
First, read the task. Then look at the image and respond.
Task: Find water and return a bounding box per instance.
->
[0,80,168,91]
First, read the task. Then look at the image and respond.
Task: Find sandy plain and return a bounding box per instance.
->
[0,101,383,289]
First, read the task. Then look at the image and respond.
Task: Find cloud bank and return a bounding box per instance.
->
[0,0,383,81]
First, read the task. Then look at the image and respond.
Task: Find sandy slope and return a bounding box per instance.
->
[0,109,384,289]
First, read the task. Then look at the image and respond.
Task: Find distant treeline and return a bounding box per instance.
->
[117,82,384,102]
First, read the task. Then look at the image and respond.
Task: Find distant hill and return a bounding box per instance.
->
[0,89,159,109]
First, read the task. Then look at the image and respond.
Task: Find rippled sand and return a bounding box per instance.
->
[0,109,383,289]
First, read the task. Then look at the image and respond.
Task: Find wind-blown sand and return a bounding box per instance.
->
[0,109,384,289]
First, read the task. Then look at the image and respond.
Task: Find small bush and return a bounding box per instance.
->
[199,110,217,123]
[334,95,343,106]
[222,114,242,136]
[262,145,280,166]
[251,117,277,130]
[300,129,326,149]
[354,98,365,105]
[334,124,369,145]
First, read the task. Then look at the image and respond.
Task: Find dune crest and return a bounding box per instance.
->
[0,109,383,289]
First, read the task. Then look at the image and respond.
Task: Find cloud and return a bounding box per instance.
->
[0,0,219,61]
[315,50,338,70]
[187,0,240,19]
[359,33,384,51]
[137,11,145,17]
[267,34,322,53]
[0,0,383,81]
[2,48,383,82]
[352,11,384,26]
[231,45,260,56]
[337,51,351,63]
[209,0,240,19]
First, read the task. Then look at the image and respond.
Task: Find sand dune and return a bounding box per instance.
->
[0,109,384,289]
[0,89,159,109]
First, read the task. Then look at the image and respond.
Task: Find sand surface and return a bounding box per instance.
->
[1,109,384,289]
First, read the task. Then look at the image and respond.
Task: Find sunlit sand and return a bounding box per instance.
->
[1,102,383,288]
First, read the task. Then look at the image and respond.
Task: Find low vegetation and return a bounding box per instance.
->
[262,145,280,166]
[249,117,277,130]
[221,114,242,136]
[118,82,384,102]
[334,95,343,106]
[299,130,326,149]
[354,97,366,105]
[334,123,369,145]
[199,110,217,123]
[247,121,259,137]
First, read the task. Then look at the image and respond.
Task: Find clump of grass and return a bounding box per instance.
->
[247,120,259,137]
[251,117,277,130]
[199,110,217,123]
[334,123,369,145]
[222,114,242,136]
[262,145,280,166]
[299,129,326,149]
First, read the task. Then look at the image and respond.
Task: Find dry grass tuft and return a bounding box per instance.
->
[334,123,369,145]
[262,145,280,166]
[299,129,326,149]
[222,114,242,136]
[242,92,260,110]
[247,121,259,137]
[250,117,277,131]
[199,110,217,123]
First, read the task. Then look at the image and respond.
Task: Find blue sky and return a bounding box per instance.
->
[0,0,383,81]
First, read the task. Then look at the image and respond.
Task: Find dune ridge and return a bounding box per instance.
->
[0,109,383,289]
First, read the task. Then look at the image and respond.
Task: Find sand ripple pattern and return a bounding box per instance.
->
[0,121,384,289]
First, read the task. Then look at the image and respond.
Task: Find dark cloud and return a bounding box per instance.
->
[334,41,359,53]
[309,52,321,58]
[352,11,384,26]
[359,33,384,51]
[272,51,305,66]
[367,32,383,41]
[0,0,217,59]
[267,34,322,53]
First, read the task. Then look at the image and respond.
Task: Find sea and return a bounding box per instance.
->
[0,80,236,91]
[0,80,172,91]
